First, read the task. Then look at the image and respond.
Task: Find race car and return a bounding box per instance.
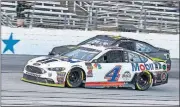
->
[22,44,168,91]
[49,35,171,71]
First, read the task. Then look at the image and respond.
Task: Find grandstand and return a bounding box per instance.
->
[1,0,179,34]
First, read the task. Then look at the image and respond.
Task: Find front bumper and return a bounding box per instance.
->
[22,73,65,87]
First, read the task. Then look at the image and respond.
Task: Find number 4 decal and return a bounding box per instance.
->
[104,65,122,82]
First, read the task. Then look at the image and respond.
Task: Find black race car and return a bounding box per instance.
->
[49,35,171,71]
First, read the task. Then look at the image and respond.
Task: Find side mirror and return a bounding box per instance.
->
[130,58,134,62]
[49,52,55,55]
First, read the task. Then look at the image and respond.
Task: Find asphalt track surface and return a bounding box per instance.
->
[1,55,179,106]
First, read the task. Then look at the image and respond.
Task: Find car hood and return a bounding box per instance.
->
[28,56,83,67]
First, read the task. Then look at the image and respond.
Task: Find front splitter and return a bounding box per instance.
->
[21,78,65,87]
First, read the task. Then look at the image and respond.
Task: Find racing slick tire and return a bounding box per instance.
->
[66,68,84,88]
[135,70,152,91]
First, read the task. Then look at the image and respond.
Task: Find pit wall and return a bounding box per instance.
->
[1,26,179,58]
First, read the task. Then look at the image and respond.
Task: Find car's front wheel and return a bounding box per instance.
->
[135,71,152,91]
[66,68,84,88]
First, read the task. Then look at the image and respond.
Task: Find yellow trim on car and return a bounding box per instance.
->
[21,78,65,87]
[66,71,73,87]
[151,57,166,62]
[112,35,121,39]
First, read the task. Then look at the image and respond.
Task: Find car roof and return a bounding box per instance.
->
[78,34,132,45]
[79,44,107,51]
[82,34,154,44]
[80,35,158,49]
[77,35,126,46]
[80,44,131,52]
[79,44,152,59]
[94,35,128,40]
[97,35,157,46]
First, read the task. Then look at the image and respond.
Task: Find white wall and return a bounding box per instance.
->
[1,26,179,58]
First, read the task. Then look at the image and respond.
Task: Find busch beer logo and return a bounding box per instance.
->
[87,70,93,77]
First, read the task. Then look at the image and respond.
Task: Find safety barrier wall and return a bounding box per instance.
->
[1,26,179,58]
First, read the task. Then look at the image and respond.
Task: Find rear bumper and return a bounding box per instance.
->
[22,73,65,87]
[152,72,168,86]
[167,63,171,71]
[166,59,171,71]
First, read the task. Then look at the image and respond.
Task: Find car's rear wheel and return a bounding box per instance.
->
[66,68,84,88]
[135,71,152,91]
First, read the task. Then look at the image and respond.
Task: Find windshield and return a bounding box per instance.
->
[49,45,76,56]
[62,47,101,61]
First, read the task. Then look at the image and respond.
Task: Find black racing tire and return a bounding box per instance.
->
[135,70,152,91]
[66,68,84,88]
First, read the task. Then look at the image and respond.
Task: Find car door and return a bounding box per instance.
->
[85,50,134,87]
